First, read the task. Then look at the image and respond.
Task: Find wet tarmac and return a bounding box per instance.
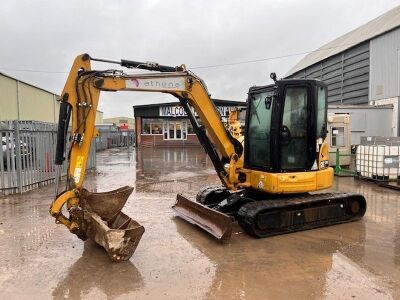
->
[0,146,399,299]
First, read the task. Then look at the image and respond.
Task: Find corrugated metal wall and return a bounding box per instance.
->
[288,42,370,104]
[0,74,60,122]
[370,27,400,101]
[0,73,103,124]
[0,75,18,120]
[18,81,59,123]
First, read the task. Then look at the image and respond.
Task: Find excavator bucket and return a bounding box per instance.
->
[79,186,144,262]
[172,194,234,242]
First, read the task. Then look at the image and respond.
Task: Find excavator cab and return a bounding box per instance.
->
[245,79,328,173]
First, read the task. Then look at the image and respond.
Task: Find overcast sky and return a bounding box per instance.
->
[1,0,399,118]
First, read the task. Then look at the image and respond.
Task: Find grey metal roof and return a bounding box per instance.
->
[286,5,400,76]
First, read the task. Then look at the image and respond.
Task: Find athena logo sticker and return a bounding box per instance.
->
[125,77,185,91]
[130,79,139,87]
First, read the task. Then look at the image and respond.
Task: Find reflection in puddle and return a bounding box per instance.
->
[53,241,144,299]
[135,147,219,194]
[2,147,400,299]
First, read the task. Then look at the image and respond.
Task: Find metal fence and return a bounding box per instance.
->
[1,121,135,196]
[0,121,96,195]
[95,129,135,151]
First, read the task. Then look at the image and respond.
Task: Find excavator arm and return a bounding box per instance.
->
[54,54,241,189]
[49,54,242,260]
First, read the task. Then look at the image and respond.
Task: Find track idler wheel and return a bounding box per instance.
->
[196,186,230,206]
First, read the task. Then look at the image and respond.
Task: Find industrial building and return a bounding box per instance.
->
[0,72,103,123]
[286,5,400,136]
[133,100,245,147]
[103,116,135,130]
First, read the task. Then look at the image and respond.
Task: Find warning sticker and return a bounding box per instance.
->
[76,156,84,168]
[73,168,82,184]
[74,156,84,183]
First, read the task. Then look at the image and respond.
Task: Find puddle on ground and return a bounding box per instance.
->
[0,147,399,299]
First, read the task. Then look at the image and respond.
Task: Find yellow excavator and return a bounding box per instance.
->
[50,54,366,261]
[227,107,245,141]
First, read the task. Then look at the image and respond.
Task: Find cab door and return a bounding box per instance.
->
[279,85,312,171]
[244,88,276,171]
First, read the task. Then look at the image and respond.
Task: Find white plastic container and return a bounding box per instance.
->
[356,144,400,180]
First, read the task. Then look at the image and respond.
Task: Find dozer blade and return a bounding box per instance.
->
[79,186,145,262]
[172,194,234,242]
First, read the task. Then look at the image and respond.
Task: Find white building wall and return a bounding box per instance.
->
[328,106,393,144]
[370,97,399,136]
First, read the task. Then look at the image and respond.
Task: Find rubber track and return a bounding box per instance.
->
[237,192,366,238]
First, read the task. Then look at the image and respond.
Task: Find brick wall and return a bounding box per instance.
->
[135,117,142,146]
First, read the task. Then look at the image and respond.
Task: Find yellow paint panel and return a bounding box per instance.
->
[248,168,333,194]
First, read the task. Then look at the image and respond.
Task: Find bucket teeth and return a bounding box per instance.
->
[74,186,144,262]
[172,194,233,242]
